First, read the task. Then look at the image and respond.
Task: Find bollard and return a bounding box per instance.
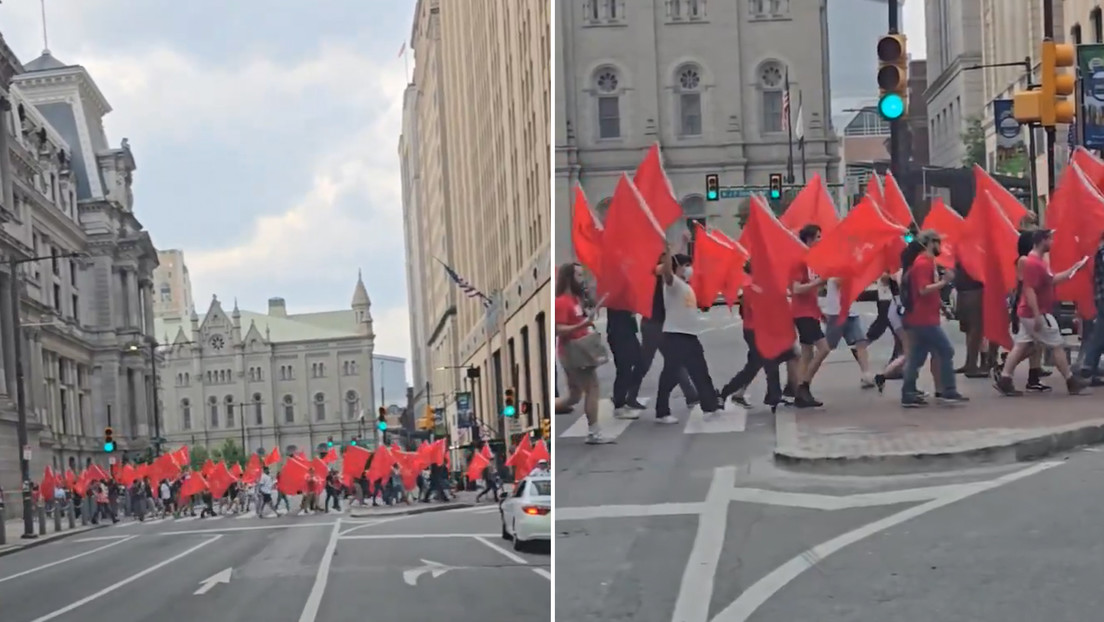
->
[81,496,91,526]
[67,500,75,529]
[37,503,47,535]
[0,508,6,545]
[53,502,62,532]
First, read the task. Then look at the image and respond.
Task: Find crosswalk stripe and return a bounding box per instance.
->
[559,400,633,439]
[683,405,747,434]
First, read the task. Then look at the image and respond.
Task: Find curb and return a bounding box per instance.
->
[347,502,474,519]
[0,523,106,559]
[774,420,1104,472]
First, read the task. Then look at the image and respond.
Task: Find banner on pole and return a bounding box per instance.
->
[992,99,1026,173]
[1077,43,1104,149]
[456,392,473,429]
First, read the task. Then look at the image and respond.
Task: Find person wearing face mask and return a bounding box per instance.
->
[900,230,969,407]
[653,250,727,424]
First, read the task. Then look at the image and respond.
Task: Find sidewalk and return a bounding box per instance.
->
[346,490,479,518]
[0,512,104,558]
[774,371,1104,470]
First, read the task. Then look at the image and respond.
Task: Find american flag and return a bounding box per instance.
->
[781,68,791,132]
[437,259,491,308]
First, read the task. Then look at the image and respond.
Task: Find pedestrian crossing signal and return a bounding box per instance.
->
[503,388,516,417]
[769,174,783,200]
[103,427,115,453]
[705,174,720,201]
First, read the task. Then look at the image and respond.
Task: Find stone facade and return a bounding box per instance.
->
[0,44,159,512]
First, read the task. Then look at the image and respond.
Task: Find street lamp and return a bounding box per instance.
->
[126,339,163,456]
[10,250,85,540]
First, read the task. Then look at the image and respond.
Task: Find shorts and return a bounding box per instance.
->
[794,317,825,345]
[956,289,983,332]
[262,493,273,504]
[1013,313,1065,348]
[824,315,867,349]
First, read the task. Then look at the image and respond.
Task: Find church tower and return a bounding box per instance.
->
[351,270,373,338]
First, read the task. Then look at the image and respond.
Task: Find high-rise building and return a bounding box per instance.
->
[152,249,195,320]
[555,0,841,251]
[401,0,551,449]
[924,0,984,168]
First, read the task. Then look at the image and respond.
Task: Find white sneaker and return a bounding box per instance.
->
[585,431,615,444]
[613,407,639,420]
[655,415,679,425]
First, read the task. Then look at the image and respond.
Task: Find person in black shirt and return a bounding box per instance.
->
[954,262,988,376]
[606,308,646,415]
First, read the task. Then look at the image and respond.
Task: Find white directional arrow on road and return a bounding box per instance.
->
[403,559,465,586]
[193,568,233,595]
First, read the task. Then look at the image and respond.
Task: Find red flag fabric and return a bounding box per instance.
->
[528,440,550,464]
[264,447,281,466]
[367,446,395,482]
[595,174,667,318]
[632,142,683,230]
[479,444,493,461]
[506,447,533,481]
[466,452,490,483]
[572,184,603,275]
[201,459,216,477]
[41,467,57,499]
[207,463,236,499]
[780,172,840,235]
[278,458,310,495]
[342,445,372,481]
[976,190,1021,349]
[920,197,965,269]
[179,473,207,498]
[865,173,885,208]
[230,463,243,480]
[741,198,801,359]
[881,171,915,227]
[119,464,137,486]
[171,446,190,468]
[87,463,110,482]
[690,223,738,307]
[1047,157,1104,318]
[974,164,1030,227]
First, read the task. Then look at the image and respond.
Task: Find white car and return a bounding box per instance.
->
[499,472,551,550]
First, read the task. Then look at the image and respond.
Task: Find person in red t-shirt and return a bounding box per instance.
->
[900,230,968,407]
[995,229,1089,395]
[554,262,612,444]
[790,225,828,408]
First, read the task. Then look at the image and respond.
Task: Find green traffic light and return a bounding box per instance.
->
[503,405,516,417]
[706,189,718,201]
[770,189,781,200]
[103,441,115,453]
[327,441,334,448]
[904,234,915,243]
[350,439,358,446]
[377,421,387,431]
[878,93,905,120]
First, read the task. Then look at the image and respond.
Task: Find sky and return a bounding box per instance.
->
[0,0,417,381]
[904,0,927,59]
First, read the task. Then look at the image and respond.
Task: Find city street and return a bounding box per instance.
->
[0,504,549,622]
[554,304,1093,621]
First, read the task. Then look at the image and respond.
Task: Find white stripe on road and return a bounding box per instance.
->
[158,522,335,536]
[339,533,500,540]
[684,406,747,434]
[0,536,138,585]
[560,400,633,439]
[473,536,551,582]
[298,518,341,622]
[556,502,705,521]
[672,466,736,622]
[74,535,134,542]
[711,461,1063,622]
[28,535,220,622]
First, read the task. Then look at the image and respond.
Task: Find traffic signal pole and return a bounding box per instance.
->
[9,255,34,539]
[1043,0,1057,192]
[887,0,901,180]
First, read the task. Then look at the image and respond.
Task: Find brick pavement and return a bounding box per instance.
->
[775,370,1104,467]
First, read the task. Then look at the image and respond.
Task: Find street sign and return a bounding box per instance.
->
[108,457,116,465]
[719,187,755,199]
[22,445,31,461]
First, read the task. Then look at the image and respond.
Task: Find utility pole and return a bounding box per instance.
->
[1043,0,1057,192]
[887,0,901,180]
[10,256,34,540]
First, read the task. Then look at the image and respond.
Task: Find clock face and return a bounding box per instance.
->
[209,334,225,351]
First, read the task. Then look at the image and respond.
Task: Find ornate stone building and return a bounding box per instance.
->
[0,42,160,502]
[154,274,405,457]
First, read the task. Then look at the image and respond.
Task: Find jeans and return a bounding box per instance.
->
[720,330,785,405]
[633,320,698,403]
[655,333,719,417]
[1082,310,1104,376]
[902,325,957,399]
[607,330,642,407]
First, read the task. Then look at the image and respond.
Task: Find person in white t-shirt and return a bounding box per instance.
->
[820,279,876,388]
[653,251,727,424]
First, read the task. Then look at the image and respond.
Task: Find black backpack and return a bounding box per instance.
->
[897,270,913,315]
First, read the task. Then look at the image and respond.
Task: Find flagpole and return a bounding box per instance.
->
[798,90,807,184]
[785,69,795,184]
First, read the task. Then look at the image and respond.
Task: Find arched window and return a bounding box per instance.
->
[594,67,622,139]
[209,396,219,427]
[252,392,263,425]
[181,398,192,430]
[345,390,359,419]
[342,361,349,375]
[206,370,212,384]
[350,361,358,374]
[184,372,189,384]
[225,395,235,427]
[318,362,325,377]
[676,64,703,136]
[758,61,786,134]
[249,367,255,381]
[282,394,294,423]
[314,392,326,421]
[311,363,318,378]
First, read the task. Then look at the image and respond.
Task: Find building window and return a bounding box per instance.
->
[343,361,358,376]
[52,284,61,312]
[1094,8,1103,42]
[209,396,219,428]
[253,392,263,425]
[314,392,325,421]
[668,0,705,19]
[184,372,190,384]
[586,0,623,23]
[1073,23,1083,44]
[676,65,703,136]
[595,68,622,139]
[759,61,785,134]
[346,390,359,419]
[225,395,234,427]
[69,259,77,286]
[181,398,191,430]
[283,394,294,423]
[160,285,171,302]
[72,294,79,323]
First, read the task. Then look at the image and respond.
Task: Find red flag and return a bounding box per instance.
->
[528,440,550,464]
[973,164,1030,227]
[230,463,243,480]
[572,185,603,275]
[207,463,236,499]
[712,230,750,306]
[741,198,801,359]
[41,467,57,499]
[366,446,395,482]
[780,173,840,234]
[595,174,667,318]
[689,223,737,307]
[881,171,915,227]
[264,446,281,466]
[277,459,309,495]
[865,173,885,208]
[342,445,372,482]
[920,197,965,270]
[976,190,1021,349]
[201,459,216,477]
[1048,158,1104,318]
[466,452,490,483]
[506,447,533,481]
[171,446,190,468]
[632,142,683,230]
[179,473,207,498]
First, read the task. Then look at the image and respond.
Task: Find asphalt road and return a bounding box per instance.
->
[0,502,549,622]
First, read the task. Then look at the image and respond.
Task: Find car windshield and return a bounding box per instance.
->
[530,480,551,497]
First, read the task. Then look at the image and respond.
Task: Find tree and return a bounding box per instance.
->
[215,439,247,467]
[961,116,987,168]
[189,445,209,472]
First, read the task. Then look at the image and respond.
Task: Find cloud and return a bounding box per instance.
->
[371,305,413,381]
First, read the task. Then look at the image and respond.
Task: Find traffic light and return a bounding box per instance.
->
[541,418,551,439]
[503,388,516,417]
[705,173,720,201]
[103,427,115,453]
[326,436,334,448]
[421,405,435,430]
[876,33,908,121]
[377,406,387,432]
[350,436,358,446]
[1014,41,1076,126]
[768,174,783,201]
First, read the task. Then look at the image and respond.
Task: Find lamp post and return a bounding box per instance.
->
[127,339,163,456]
[10,251,84,540]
